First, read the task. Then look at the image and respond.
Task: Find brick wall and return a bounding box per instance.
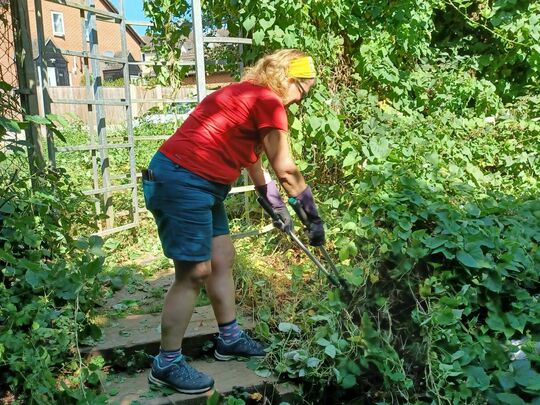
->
[0,1,17,88]
[26,0,142,86]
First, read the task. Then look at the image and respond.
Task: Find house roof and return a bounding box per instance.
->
[101,0,144,46]
[142,28,230,63]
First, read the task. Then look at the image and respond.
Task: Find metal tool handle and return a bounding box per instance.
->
[288,232,343,289]
[288,197,310,228]
[257,196,284,227]
[258,195,352,295]
[289,197,351,294]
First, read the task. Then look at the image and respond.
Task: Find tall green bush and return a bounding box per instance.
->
[0,81,108,404]
[141,1,540,402]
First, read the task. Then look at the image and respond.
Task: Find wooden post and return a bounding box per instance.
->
[191,0,206,102]
[10,0,46,176]
[130,83,138,116]
[32,0,55,166]
[156,84,163,111]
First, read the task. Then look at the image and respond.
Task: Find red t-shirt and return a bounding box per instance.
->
[159,81,288,184]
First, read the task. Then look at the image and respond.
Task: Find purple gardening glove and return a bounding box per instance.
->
[295,186,325,246]
[255,180,293,232]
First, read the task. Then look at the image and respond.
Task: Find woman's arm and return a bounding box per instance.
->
[246,152,293,231]
[245,157,270,187]
[253,128,324,245]
[261,128,307,196]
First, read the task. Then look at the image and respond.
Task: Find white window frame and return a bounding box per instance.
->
[51,12,65,37]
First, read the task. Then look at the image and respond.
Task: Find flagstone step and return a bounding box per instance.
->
[83,305,255,361]
[105,358,299,405]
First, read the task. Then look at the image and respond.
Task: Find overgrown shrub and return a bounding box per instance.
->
[255,91,540,403]
[0,82,108,404]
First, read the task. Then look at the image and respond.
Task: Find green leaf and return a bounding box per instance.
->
[0,249,17,263]
[82,258,103,278]
[308,116,322,130]
[497,371,516,390]
[339,245,350,261]
[0,80,12,91]
[369,137,390,159]
[25,269,43,288]
[46,113,69,126]
[507,313,527,333]
[324,344,337,358]
[89,235,105,256]
[486,313,507,333]
[290,117,302,131]
[252,30,265,45]
[482,271,502,292]
[283,32,296,47]
[0,117,21,132]
[88,324,103,340]
[255,368,272,378]
[50,127,67,143]
[495,393,525,405]
[316,337,331,347]
[347,360,362,376]
[456,250,481,268]
[25,115,51,125]
[207,390,220,405]
[341,373,356,389]
[306,357,321,368]
[242,15,256,32]
[342,151,359,167]
[424,236,448,249]
[513,360,540,389]
[466,163,484,183]
[328,116,340,133]
[259,17,275,31]
[0,200,15,214]
[278,322,301,334]
[465,366,490,389]
[56,281,80,300]
[435,308,458,325]
[325,148,339,157]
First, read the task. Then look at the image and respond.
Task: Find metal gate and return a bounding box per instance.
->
[22,0,258,236]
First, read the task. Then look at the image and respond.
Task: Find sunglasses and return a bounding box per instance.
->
[295,80,309,98]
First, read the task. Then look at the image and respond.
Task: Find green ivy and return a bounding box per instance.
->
[141,1,540,402]
[1,81,108,404]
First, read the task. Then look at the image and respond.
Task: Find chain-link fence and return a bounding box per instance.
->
[0,0,30,190]
[0,0,20,119]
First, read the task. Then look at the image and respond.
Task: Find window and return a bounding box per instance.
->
[52,12,64,36]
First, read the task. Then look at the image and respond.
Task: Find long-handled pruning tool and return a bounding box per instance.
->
[257,196,353,303]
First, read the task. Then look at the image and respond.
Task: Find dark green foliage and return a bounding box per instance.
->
[1,82,108,404]
[179,1,540,402]
[242,93,539,404]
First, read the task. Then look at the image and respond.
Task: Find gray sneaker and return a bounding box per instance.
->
[214,331,266,361]
[148,355,214,394]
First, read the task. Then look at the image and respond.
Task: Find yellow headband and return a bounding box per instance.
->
[288,56,316,79]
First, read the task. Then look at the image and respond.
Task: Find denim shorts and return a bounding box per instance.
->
[142,151,231,261]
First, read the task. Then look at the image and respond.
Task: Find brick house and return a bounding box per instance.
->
[140,29,236,87]
[0,0,17,88]
[12,0,144,87]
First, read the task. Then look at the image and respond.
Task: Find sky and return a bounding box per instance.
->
[110,0,150,35]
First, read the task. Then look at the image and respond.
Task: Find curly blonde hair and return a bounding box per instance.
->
[241,49,307,100]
